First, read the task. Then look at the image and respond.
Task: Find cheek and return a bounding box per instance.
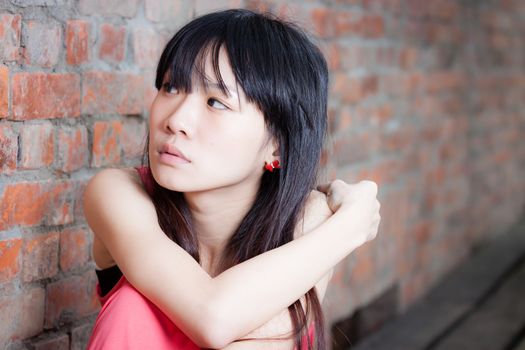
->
[204,122,265,159]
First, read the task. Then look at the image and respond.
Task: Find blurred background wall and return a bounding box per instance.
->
[0,0,523,348]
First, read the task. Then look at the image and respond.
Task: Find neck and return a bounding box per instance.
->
[184,180,260,276]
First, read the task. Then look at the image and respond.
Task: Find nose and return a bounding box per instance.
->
[165,94,198,137]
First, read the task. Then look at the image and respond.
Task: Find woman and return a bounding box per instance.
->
[84,8,380,350]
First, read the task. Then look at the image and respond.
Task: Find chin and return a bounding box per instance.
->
[150,166,195,192]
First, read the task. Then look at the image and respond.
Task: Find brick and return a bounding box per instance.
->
[98,23,126,63]
[423,71,466,93]
[22,232,60,282]
[0,180,76,230]
[12,72,81,120]
[335,10,362,37]
[428,0,460,21]
[0,14,21,61]
[0,287,45,343]
[23,21,62,67]
[60,227,89,272]
[66,20,90,65]
[142,70,157,111]
[349,244,376,285]
[194,0,243,16]
[360,15,385,38]
[0,238,22,283]
[332,74,379,104]
[121,118,147,158]
[309,7,336,38]
[333,130,380,165]
[46,180,77,226]
[382,73,421,97]
[91,120,123,167]
[0,64,7,117]
[132,26,164,68]
[145,0,179,22]
[321,42,342,71]
[33,334,69,350]
[82,71,143,115]
[19,122,55,169]
[78,0,139,17]
[0,182,46,230]
[244,0,272,13]
[57,125,88,172]
[45,271,99,328]
[400,47,419,69]
[357,158,403,186]
[0,123,17,174]
[74,180,88,222]
[362,0,403,13]
[71,323,93,350]
[353,104,393,127]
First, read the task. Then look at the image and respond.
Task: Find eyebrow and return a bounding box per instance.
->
[206,82,238,100]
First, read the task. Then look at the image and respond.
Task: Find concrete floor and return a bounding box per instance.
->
[349,217,525,350]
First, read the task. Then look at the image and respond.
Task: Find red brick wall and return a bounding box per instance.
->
[0,0,523,348]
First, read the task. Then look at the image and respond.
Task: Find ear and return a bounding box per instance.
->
[269,137,280,159]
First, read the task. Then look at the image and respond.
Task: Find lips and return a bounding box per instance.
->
[160,143,190,162]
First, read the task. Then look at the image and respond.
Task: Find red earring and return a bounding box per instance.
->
[264,160,281,172]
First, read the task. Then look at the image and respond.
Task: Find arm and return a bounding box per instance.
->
[219,197,334,349]
[83,168,363,348]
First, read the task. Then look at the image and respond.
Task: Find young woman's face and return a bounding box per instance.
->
[148,47,277,193]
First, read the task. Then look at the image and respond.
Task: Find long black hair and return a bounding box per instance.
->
[141,9,329,349]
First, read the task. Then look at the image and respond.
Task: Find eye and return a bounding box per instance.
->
[207,98,228,110]
[162,83,178,95]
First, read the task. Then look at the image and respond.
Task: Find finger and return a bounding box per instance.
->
[316,182,331,193]
[361,180,378,196]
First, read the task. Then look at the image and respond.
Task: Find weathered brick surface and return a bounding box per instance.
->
[0,123,17,174]
[145,0,181,22]
[0,14,21,61]
[33,334,69,350]
[22,21,62,67]
[0,180,77,231]
[132,26,165,68]
[19,122,55,169]
[59,227,90,272]
[78,0,139,17]
[71,323,94,350]
[66,20,90,65]
[0,0,523,348]
[12,73,81,120]
[0,64,8,117]
[22,232,60,282]
[91,120,123,167]
[0,238,22,283]
[82,71,143,115]
[0,287,45,347]
[57,125,88,172]
[44,270,99,328]
[98,23,126,63]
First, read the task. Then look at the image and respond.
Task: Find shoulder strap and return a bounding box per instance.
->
[134,166,155,196]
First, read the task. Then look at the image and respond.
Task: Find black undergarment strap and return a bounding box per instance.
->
[95,264,123,297]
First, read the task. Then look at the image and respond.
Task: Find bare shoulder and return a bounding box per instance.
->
[86,167,141,189]
[84,167,149,205]
[83,167,157,235]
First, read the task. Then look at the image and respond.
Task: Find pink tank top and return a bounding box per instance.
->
[86,166,315,349]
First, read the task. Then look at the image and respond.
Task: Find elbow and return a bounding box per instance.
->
[195,302,236,349]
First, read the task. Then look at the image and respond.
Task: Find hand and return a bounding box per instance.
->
[316,179,381,246]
